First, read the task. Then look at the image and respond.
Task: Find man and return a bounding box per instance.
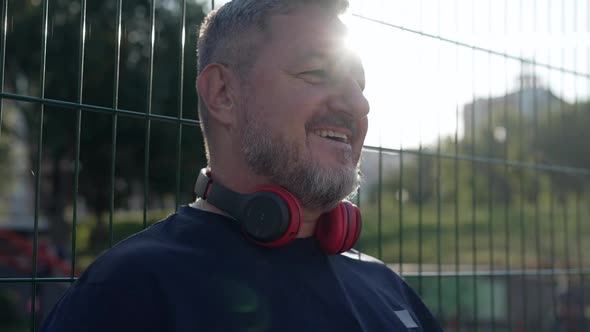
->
[42,0,442,331]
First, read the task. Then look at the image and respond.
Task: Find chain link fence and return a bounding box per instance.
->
[1,1,589,331]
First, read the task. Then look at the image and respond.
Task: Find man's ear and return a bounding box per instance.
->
[197,64,239,127]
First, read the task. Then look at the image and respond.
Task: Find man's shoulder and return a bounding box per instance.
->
[336,248,400,277]
[340,249,413,280]
[331,248,409,292]
[75,218,174,285]
[78,207,239,284]
[333,249,443,330]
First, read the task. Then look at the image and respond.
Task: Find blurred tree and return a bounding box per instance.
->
[0,109,12,195]
[370,85,589,207]
[535,101,590,201]
[4,0,206,251]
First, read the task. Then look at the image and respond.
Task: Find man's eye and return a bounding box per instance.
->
[300,69,329,83]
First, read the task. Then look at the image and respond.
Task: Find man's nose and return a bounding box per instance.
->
[328,77,370,119]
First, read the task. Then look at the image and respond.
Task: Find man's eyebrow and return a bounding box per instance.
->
[294,51,332,66]
[295,49,361,68]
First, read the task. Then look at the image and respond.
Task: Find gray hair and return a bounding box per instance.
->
[196,0,349,143]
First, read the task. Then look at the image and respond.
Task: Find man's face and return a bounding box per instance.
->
[237,6,369,211]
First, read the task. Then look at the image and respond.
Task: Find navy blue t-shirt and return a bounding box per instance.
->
[42,206,442,331]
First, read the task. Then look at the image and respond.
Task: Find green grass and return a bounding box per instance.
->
[357,196,590,269]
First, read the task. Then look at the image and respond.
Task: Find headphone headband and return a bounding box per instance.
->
[194,168,243,220]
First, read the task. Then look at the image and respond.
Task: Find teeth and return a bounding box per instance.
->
[314,130,349,143]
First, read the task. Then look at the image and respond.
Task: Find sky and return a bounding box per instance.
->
[204,0,590,149]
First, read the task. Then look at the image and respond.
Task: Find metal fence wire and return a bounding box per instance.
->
[0,0,589,331]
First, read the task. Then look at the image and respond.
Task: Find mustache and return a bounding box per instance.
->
[305,113,358,140]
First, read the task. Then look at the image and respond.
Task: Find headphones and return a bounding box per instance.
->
[194,168,362,254]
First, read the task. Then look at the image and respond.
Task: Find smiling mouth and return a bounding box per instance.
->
[313,130,350,144]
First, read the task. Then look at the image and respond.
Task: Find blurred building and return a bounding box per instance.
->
[463,73,565,141]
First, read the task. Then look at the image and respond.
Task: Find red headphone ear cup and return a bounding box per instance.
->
[341,201,362,252]
[315,201,362,254]
[248,186,302,247]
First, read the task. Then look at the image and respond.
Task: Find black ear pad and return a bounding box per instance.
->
[238,191,291,242]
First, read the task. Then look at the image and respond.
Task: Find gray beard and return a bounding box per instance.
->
[240,116,361,211]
